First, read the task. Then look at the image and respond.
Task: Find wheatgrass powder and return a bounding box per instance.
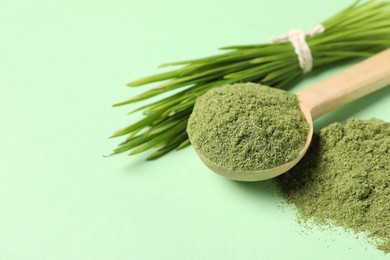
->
[187,83,309,172]
[277,118,390,253]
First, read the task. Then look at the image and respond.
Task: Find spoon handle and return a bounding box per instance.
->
[297,48,390,120]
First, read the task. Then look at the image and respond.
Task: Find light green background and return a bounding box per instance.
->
[1,0,389,259]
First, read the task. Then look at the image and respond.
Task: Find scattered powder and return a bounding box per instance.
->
[276,118,390,253]
[187,82,309,172]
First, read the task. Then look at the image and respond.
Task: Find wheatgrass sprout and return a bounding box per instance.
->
[110,0,390,160]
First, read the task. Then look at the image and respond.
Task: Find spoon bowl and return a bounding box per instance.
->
[194,103,313,181]
[191,48,390,181]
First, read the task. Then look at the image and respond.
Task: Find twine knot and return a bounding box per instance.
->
[272,24,325,73]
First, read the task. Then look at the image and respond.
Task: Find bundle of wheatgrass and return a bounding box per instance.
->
[110,0,390,160]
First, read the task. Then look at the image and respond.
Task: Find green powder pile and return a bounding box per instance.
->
[276,118,390,253]
[187,83,310,171]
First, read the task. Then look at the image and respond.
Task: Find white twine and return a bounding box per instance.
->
[271,24,325,73]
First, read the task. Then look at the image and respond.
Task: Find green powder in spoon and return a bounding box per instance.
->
[187,82,310,171]
[276,118,390,253]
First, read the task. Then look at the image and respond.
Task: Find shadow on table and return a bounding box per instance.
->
[120,155,154,175]
[228,179,280,201]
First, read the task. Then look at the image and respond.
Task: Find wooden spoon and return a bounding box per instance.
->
[195,48,390,181]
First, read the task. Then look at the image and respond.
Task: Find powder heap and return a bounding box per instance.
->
[276,118,390,253]
[187,82,309,171]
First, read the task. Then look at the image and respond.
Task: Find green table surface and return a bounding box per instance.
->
[1,0,389,259]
